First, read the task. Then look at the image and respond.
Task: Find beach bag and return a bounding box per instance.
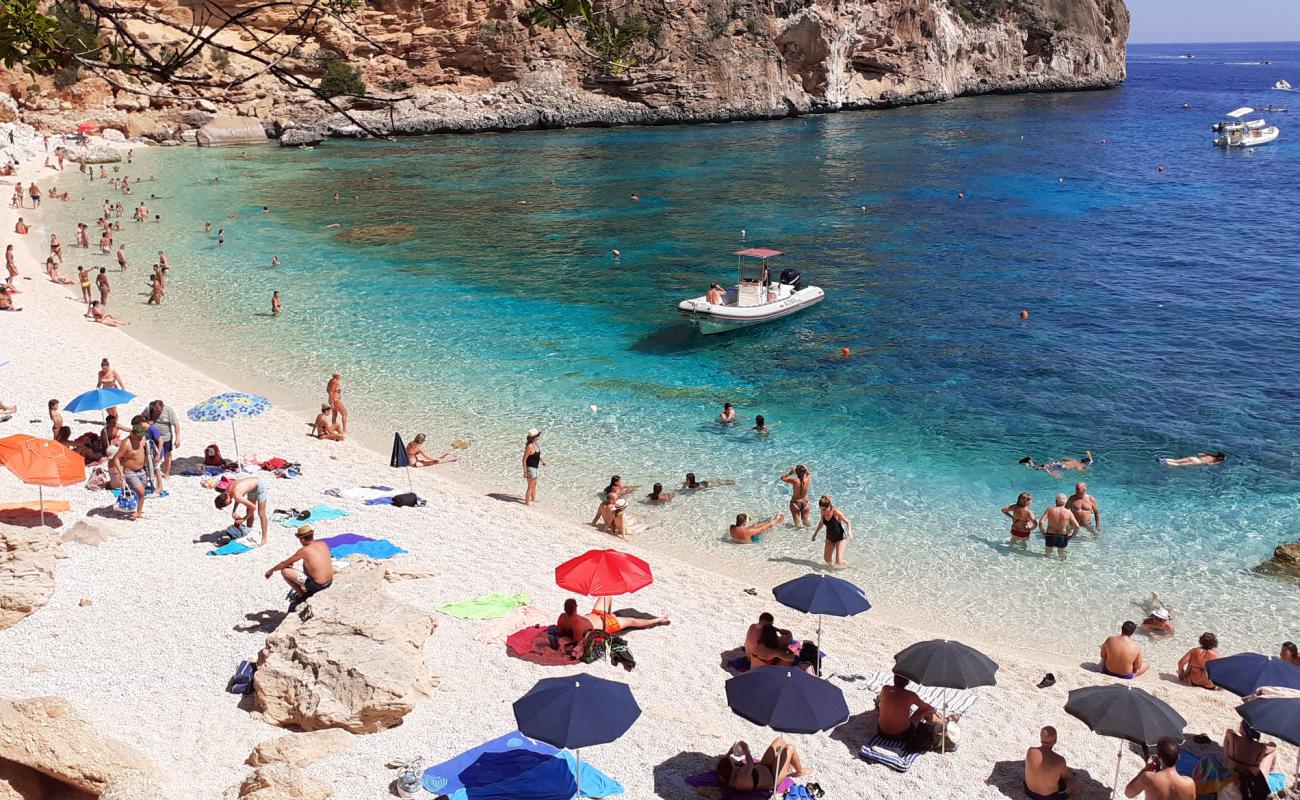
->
[391,492,420,508]
[608,635,635,671]
[85,462,110,491]
[204,443,223,466]
[1193,756,1236,796]
[1239,772,1271,800]
[260,457,288,471]
[580,631,608,664]
[227,660,256,694]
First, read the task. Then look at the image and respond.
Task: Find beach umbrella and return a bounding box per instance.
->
[457,750,576,800]
[725,665,849,734]
[186,392,271,462]
[0,435,85,525]
[390,432,412,492]
[1065,684,1187,797]
[773,573,870,676]
[893,639,997,753]
[1238,697,1300,782]
[512,674,640,798]
[76,122,96,132]
[1206,653,1300,697]
[64,387,135,415]
[555,549,652,597]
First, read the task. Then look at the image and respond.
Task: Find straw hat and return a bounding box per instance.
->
[527,428,541,438]
[296,524,315,538]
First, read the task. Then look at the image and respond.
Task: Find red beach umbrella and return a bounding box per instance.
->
[76,122,97,132]
[555,549,653,596]
[0,435,86,525]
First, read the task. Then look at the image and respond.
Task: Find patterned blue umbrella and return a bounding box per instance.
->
[65,387,136,414]
[187,392,271,461]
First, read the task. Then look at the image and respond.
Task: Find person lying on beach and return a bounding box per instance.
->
[265,525,333,612]
[1177,632,1220,689]
[683,472,736,490]
[555,597,668,656]
[781,465,812,526]
[1159,452,1226,467]
[718,402,736,424]
[730,512,784,544]
[1002,492,1037,549]
[312,405,345,441]
[46,258,72,285]
[406,433,454,466]
[1019,451,1093,477]
[716,738,805,794]
[215,476,271,546]
[1123,737,1194,800]
[646,483,672,503]
[878,673,943,738]
[1024,726,1079,800]
[88,301,128,326]
[0,289,16,312]
[1099,621,1150,679]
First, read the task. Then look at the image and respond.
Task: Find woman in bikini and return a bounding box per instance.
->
[49,234,62,263]
[716,739,805,794]
[781,465,812,526]
[77,266,93,305]
[1177,632,1220,689]
[1002,492,1037,550]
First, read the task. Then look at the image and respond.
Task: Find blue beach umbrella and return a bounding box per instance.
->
[186,392,271,461]
[1237,697,1300,747]
[1206,653,1300,697]
[773,573,870,675]
[65,387,135,414]
[725,665,849,735]
[513,675,640,798]
[458,750,577,800]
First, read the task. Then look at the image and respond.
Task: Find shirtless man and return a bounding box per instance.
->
[555,597,668,657]
[1123,738,1194,799]
[108,421,151,519]
[95,268,110,305]
[312,404,345,441]
[406,433,454,466]
[707,282,726,305]
[1024,726,1079,800]
[780,465,813,526]
[718,401,736,424]
[730,513,785,544]
[1067,482,1101,533]
[1002,492,1037,550]
[877,674,942,737]
[590,492,617,531]
[1039,493,1080,560]
[116,243,127,272]
[745,612,775,658]
[1100,621,1150,679]
[326,372,348,434]
[265,525,334,612]
[48,399,63,439]
[215,475,271,546]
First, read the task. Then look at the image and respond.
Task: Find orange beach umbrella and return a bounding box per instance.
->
[0,435,85,525]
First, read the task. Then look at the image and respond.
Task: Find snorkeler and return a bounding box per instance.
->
[1020,451,1093,477]
[683,472,736,490]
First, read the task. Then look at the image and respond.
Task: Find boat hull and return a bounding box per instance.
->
[1214,127,1280,147]
[678,287,825,334]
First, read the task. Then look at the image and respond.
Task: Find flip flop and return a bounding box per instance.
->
[1037,673,1056,689]
[743,588,757,596]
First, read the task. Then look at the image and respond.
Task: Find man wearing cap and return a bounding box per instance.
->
[265,525,333,612]
[109,420,151,520]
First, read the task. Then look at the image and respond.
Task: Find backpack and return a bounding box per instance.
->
[391,492,420,507]
[227,660,256,694]
[204,443,223,467]
[579,631,609,664]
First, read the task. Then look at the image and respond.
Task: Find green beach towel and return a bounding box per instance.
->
[438,593,531,620]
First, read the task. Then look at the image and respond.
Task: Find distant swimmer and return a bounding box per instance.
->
[271,256,281,267]
[1160,451,1226,467]
[1020,451,1093,478]
[683,472,736,490]
[753,415,780,435]
[780,465,813,527]
[647,482,673,503]
[630,193,640,201]
[1002,491,1037,550]
[717,401,736,424]
[271,291,281,316]
[730,512,785,544]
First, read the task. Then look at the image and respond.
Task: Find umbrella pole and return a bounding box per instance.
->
[230,419,240,463]
[1110,741,1123,799]
[39,486,45,527]
[816,615,823,677]
[575,748,584,799]
[941,699,948,755]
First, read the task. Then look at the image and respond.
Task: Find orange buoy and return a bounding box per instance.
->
[1019,310,1030,319]
[840,347,850,356]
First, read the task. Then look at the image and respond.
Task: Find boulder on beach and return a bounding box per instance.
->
[1255,540,1300,581]
[245,729,354,768]
[253,560,437,733]
[0,528,60,631]
[0,94,17,124]
[227,764,332,800]
[278,127,325,147]
[196,116,269,147]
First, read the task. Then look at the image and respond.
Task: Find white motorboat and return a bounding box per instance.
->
[1212,107,1280,148]
[678,248,825,334]
[1274,79,1293,91]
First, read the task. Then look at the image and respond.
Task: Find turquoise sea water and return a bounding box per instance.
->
[52,43,1300,656]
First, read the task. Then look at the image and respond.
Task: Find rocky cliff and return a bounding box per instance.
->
[5,0,1128,137]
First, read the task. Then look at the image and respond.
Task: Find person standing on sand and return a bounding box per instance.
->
[143,400,180,478]
[116,243,127,272]
[523,428,545,506]
[1123,738,1194,799]
[216,475,271,547]
[48,399,63,439]
[1039,494,1080,560]
[1024,726,1079,800]
[271,291,281,316]
[1067,482,1101,533]
[812,495,852,566]
[265,525,333,612]
[49,234,62,264]
[95,268,110,306]
[97,358,125,418]
[780,465,813,526]
[325,372,347,434]
[1002,492,1037,550]
[108,421,150,520]
[1100,621,1150,679]
[5,245,16,281]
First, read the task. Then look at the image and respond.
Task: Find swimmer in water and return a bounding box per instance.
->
[780,465,812,527]
[1160,451,1226,467]
[1020,451,1093,478]
[718,402,736,424]
[683,472,736,490]
[647,482,673,503]
[753,415,780,435]
[730,512,785,544]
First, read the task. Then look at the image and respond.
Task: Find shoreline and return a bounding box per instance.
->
[0,133,1291,798]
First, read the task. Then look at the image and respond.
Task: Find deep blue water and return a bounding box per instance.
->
[53,42,1300,654]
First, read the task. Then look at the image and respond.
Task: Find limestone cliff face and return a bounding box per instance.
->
[9,0,1128,136]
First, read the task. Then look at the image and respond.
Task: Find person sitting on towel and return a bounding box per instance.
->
[877,673,942,738]
[716,739,805,794]
[1223,721,1277,777]
[1024,726,1079,800]
[555,597,668,656]
[1099,621,1150,679]
[265,524,333,611]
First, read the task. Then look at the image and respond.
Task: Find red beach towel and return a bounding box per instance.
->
[505,625,577,666]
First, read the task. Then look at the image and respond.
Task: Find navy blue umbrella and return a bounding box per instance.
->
[893,639,998,690]
[513,674,640,797]
[1066,684,1187,796]
[725,665,849,734]
[1237,697,1300,747]
[458,750,577,800]
[390,433,412,491]
[773,573,870,675]
[1206,653,1300,697]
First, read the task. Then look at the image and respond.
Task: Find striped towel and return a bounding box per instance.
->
[858,735,922,772]
[861,670,979,716]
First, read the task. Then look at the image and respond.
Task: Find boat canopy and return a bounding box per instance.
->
[734,248,783,258]
[1226,107,1255,118]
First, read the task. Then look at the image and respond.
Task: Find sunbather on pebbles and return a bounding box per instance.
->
[555,598,668,658]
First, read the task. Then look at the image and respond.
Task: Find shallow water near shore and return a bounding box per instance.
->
[53,42,1300,658]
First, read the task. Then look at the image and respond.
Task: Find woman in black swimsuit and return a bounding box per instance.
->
[522,428,545,506]
[812,495,852,567]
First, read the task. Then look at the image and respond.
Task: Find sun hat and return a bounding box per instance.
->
[527,428,540,438]
[296,524,315,538]
[615,498,627,509]
[1150,608,1170,620]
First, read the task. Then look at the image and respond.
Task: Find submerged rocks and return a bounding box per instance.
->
[333,224,417,245]
[278,127,325,147]
[1255,540,1300,581]
[0,529,60,631]
[253,560,437,733]
[196,116,269,147]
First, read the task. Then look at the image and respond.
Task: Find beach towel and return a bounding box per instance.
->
[276,504,350,527]
[862,670,980,716]
[858,735,923,772]
[0,500,71,514]
[208,535,258,556]
[326,485,396,501]
[421,731,622,798]
[684,771,793,800]
[363,496,395,505]
[505,625,578,667]
[332,539,406,560]
[475,606,554,645]
[439,593,531,620]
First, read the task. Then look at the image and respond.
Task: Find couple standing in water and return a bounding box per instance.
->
[1002,483,1101,559]
[780,464,853,567]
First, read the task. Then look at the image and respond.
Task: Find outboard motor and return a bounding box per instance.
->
[779,268,803,291]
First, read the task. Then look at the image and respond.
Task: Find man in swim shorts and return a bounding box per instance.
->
[108,421,150,520]
[780,465,812,527]
[1024,726,1078,800]
[265,525,333,612]
[215,475,271,546]
[730,513,785,544]
[1039,493,1080,560]
[1067,482,1101,534]
[1002,492,1037,550]
[555,597,669,656]
[1099,621,1149,679]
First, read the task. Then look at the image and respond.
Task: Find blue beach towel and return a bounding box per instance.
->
[277,504,351,527]
[858,735,923,772]
[208,539,256,556]
[364,496,396,506]
[331,539,406,560]
[421,731,623,798]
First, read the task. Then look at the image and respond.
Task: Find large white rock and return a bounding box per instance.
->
[0,529,60,631]
[101,128,126,142]
[230,764,332,800]
[245,729,354,768]
[196,116,268,147]
[0,94,17,124]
